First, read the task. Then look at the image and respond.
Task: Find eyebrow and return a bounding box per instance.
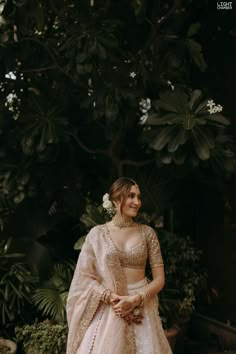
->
[129,192,142,197]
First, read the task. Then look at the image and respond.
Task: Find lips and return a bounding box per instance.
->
[130,207,139,211]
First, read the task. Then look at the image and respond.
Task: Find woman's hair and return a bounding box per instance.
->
[109,177,138,213]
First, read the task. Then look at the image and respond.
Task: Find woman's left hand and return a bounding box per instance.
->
[111,294,140,317]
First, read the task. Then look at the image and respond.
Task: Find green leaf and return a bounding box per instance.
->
[74,235,86,250]
[150,126,176,151]
[173,149,187,165]
[194,99,210,114]
[191,129,210,160]
[97,43,107,59]
[147,113,180,126]
[168,129,188,152]
[97,36,118,48]
[186,38,207,72]
[187,23,201,37]
[182,113,197,130]
[205,113,230,126]
[159,151,172,165]
[158,91,189,116]
[188,90,203,110]
[195,126,215,149]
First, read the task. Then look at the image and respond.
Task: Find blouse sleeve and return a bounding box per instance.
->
[146,226,164,268]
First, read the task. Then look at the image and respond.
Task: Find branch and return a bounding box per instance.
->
[120,159,155,167]
[21,65,57,73]
[20,37,75,82]
[74,136,108,156]
[156,0,183,27]
[137,0,184,55]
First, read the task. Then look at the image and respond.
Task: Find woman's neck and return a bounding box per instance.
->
[112,214,134,229]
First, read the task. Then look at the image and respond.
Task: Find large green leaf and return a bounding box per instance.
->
[74,235,86,251]
[195,126,215,149]
[150,126,176,151]
[160,151,173,165]
[204,113,230,126]
[173,149,187,165]
[147,113,180,126]
[168,129,188,153]
[186,38,207,72]
[182,113,197,130]
[188,90,203,111]
[194,99,209,114]
[191,129,210,160]
[187,23,201,37]
[158,91,189,116]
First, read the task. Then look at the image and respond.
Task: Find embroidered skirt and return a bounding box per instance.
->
[77,278,172,354]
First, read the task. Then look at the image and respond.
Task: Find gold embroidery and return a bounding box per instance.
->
[88,305,106,354]
[72,285,104,354]
[101,224,128,295]
[145,226,164,268]
[124,322,136,354]
[101,224,136,354]
[114,225,147,269]
[102,224,163,270]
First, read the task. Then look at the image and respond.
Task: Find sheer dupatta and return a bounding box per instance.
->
[66,225,136,354]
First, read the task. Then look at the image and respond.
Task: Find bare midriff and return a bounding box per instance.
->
[123,268,145,284]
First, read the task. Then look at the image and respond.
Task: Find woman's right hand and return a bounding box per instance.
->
[109,292,120,305]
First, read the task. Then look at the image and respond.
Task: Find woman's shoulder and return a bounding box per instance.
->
[86,224,107,239]
[140,223,155,234]
[140,224,160,241]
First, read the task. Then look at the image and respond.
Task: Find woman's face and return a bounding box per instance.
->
[117,184,142,218]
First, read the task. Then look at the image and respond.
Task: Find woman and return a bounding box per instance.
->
[66,177,172,354]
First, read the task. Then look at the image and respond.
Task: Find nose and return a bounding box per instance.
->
[133,197,141,206]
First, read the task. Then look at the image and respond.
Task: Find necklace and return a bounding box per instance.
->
[112,214,135,228]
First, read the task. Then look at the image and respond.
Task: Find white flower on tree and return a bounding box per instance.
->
[207,100,223,114]
[5,92,21,120]
[139,97,151,125]
[5,71,17,80]
[130,72,136,78]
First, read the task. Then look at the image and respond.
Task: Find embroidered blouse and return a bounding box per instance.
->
[106,224,163,269]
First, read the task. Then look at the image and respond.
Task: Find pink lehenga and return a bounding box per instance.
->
[66,224,172,354]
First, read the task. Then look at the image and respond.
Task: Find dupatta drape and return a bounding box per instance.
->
[66,225,136,354]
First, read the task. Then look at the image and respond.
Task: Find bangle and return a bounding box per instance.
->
[137,292,145,307]
[105,290,112,304]
[102,289,112,304]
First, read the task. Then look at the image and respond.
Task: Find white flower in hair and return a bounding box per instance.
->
[102,193,115,217]
[103,199,113,209]
[103,193,110,202]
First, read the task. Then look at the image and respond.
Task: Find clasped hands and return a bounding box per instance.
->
[109,293,144,325]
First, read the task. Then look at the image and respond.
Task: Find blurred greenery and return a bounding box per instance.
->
[0,241,37,337]
[0,0,234,239]
[15,320,68,354]
[32,260,75,322]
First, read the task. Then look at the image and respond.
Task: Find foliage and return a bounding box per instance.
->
[157,229,207,329]
[32,260,75,322]
[74,199,112,250]
[143,89,235,172]
[0,241,37,334]
[0,0,230,235]
[15,320,67,354]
